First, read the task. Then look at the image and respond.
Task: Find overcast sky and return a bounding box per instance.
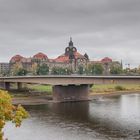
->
[0,0,140,68]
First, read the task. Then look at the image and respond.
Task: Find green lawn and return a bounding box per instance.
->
[28,84,52,93]
[92,84,140,93]
[28,84,140,94]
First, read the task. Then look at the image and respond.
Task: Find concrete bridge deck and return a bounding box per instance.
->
[0,75,140,85]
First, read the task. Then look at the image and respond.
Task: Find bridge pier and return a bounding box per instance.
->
[17,82,23,90]
[2,82,24,91]
[4,82,10,90]
[0,82,5,89]
[52,84,89,102]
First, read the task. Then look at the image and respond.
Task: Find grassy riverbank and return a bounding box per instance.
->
[89,84,140,96]
[28,84,52,93]
[27,84,140,94]
[92,84,140,92]
[11,84,140,105]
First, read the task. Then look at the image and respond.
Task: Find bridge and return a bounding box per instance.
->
[0,75,140,102]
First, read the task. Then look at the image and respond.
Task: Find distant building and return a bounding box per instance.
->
[10,55,32,72]
[90,57,122,75]
[9,38,89,74]
[8,38,122,75]
[0,63,9,75]
[53,37,89,71]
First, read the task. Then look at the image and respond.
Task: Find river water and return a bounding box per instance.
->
[4,93,140,140]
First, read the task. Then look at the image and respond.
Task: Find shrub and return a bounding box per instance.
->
[115,85,125,91]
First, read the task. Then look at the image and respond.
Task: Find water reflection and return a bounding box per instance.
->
[4,93,140,140]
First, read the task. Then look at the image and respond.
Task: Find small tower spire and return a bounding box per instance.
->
[69,37,73,46]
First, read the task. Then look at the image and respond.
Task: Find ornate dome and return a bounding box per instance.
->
[33,52,48,60]
[10,55,24,63]
[101,57,112,63]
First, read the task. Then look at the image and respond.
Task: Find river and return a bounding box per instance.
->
[4,93,140,140]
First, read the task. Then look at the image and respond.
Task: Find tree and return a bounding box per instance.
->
[110,66,122,74]
[78,66,85,75]
[10,63,28,76]
[36,63,49,75]
[88,64,103,75]
[0,90,28,140]
[51,67,71,75]
[10,63,23,76]
[16,68,28,76]
[31,63,38,75]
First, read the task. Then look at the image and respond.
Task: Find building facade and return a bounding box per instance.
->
[0,63,10,75]
[8,38,122,75]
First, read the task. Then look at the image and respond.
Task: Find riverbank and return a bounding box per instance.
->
[11,84,140,105]
[12,91,140,105]
[90,84,140,98]
[27,84,140,93]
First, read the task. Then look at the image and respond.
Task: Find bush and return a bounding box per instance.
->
[0,90,29,140]
[115,85,125,91]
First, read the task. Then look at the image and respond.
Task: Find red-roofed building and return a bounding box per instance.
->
[8,38,122,75]
[33,52,48,61]
[54,54,69,63]
[9,38,90,74]
[101,57,112,63]
[53,38,89,71]
[10,55,24,63]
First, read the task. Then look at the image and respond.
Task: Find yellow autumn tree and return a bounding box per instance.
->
[31,63,38,75]
[11,62,23,76]
[0,90,28,140]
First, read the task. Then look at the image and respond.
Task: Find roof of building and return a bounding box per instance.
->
[74,52,85,59]
[54,51,86,63]
[54,54,69,63]
[33,52,48,60]
[10,55,24,63]
[90,61,102,64]
[21,58,32,63]
[101,57,112,63]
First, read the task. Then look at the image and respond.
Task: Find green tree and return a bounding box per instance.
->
[110,66,122,74]
[88,64,103,75]
[37,64,49,75]
[0,90,28,140]
[78,66,85,75]
[16,68,28,76]
[51,67,71,75]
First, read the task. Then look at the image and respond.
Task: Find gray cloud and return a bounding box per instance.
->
[0,0,140,67]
